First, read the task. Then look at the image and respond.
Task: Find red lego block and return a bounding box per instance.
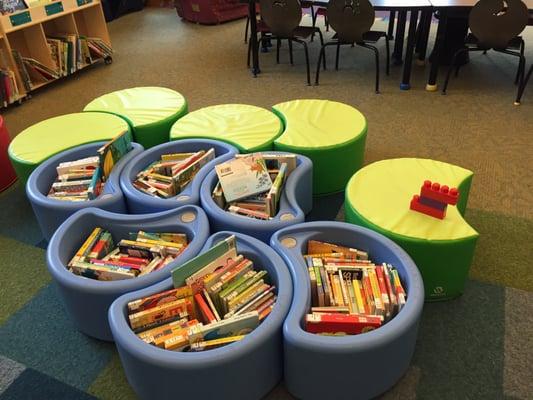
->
[410,195,446,219]
[420,180,459,205]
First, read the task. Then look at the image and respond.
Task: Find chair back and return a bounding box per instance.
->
[469,0,528,49]
[260,0,302,38]
[327,0,375,44]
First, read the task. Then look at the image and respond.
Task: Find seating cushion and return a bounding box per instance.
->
[345,158,479,301]
[170,104,283,152]
[8,112,130,183]
[272,99,367,194]
[84,87,187,149]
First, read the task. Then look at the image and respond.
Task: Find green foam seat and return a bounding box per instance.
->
[169,104,283,152]
[345,158,480,301]
[84,87,187,149]
[8,112,131,183]
[272,99,367,195]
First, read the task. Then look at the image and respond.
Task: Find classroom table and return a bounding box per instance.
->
[246,0,432,90]
[425,0,533,91]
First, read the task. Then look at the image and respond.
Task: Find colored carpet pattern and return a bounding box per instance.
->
[1,7,532,400]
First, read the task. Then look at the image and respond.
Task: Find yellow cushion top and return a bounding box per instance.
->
[9,113,129,165]
[84,87,186,127]
[170,104,283,151]
[346,158,478,241]
[273,99,367,149]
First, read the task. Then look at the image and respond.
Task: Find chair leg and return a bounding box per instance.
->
[310,6,316,41]
[325,15,329,31]
[247,38,251,67]
[335,42,340,70]
[385,37,390,75]
[515,40,525,85]
[388,11,395,40]
[315,46,325,85]
[359,43,381,94]
[244,16,249,44]
[288,39,294,65]
[297,39,311,85]
[276,39,281,64]
[442,48,468,94]
[316,29,326,70]
[515,63,533,105]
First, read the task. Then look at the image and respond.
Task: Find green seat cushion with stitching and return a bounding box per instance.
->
[169,104,283,152]
[84,87,187,149]
[8,112,131,183]
[272,99,367,195]
[345,158,479,301]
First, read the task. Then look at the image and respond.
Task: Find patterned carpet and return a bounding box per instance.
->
[1,7,532,400]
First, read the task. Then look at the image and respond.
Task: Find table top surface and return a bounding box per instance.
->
[430,0,533,8]
[311,0,533,9]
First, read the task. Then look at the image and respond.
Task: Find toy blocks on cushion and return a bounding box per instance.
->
[410,195,446,219]
[420,180,459,205]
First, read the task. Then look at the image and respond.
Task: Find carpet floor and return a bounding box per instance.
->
[0,7,532,400]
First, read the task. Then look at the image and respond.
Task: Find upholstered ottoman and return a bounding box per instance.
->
[270,221,424,400]
[200,152,313,243]
[272,99,367,195]
[170,104,283,152]
[84,87,187,149]
[120,139,238,214]
[8,112,130,183]
[26,142,143,242]
[108,231,292,400]
[345,158,479,301]
[46,205,209,341]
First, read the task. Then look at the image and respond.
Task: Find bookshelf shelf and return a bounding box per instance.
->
[0,0,112,109]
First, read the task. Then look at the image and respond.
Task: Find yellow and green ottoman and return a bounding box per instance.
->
[345,158,479,301]
[170,104,283,152]
[84,87,187,149]
[8,112,131,183]
[272,99,367,195]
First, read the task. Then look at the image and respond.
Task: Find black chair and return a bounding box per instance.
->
[258,0,325,85]
[442,0,529,95]
[315,0,389,93]
[514,63,532,104]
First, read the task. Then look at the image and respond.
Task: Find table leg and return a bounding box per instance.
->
[248,0,260,76]
[426,9,448,91]
[415,9,432,66]
[392,10,407,65]
[400,9,419,90]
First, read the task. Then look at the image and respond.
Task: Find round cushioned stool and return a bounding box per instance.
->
[27,142,143,242]
[84,87,187,149]
[345,158,479,301]
[170,104,283,152]
[200,152,313,243]
[272,99,367,195]
[120,139,239,214]
[0,116,17,192]
[108,231,292,400]
[270,222,424,400]
[8,112,130,183]
[47,205,209,341]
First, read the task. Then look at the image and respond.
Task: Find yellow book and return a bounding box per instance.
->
[69,227,102,265]
[368,269,384,315]
[352,279,365,314]
[331,274,345,307]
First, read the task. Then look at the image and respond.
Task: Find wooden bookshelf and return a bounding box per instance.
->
[0,0,112,108]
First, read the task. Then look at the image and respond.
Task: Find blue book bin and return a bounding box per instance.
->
[46,205,209,341]
[200,152,313,243]
[270,222,425,400]
[108,231,293,400]
[26,142,144,242]
[120,139,238,214]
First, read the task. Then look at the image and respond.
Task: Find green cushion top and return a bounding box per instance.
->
[84,87,187,127]
[346,158,479,241]
[273,99,367,149]
[8,112,130,165]
[170,104,283,152]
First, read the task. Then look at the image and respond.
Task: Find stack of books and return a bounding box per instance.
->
[68,229,189,281]
[47,131,131,201]
[133,148,215,198]
[303,240,407,336]
[212,153,297,220]
[0,49,21,107]
[126,235,276,352]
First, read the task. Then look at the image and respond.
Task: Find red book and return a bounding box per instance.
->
[194,293,216,324]
[375,266,391,316]
[117,256,149,266]
[305,313,382,335]
[89,259,142,271]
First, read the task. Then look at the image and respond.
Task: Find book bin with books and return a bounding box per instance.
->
[26,138,143,242]
[108,232,292,400]
[46,205,209,341]
[270,222,424,400]
[120,139,238,214]
[199,152,313,243]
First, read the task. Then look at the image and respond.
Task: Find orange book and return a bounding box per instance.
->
[194,293,216,324]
